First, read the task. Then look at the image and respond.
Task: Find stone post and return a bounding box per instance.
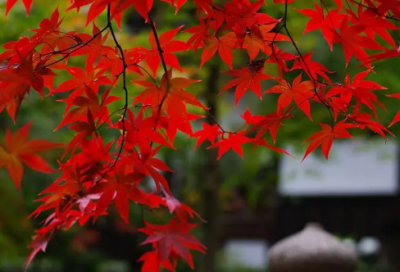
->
[268,223,358,272]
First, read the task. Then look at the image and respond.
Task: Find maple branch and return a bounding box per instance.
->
[206,110,226,133]
[147,12,172,145]
[148,14,168,76]
[278,0,335,127]
[348,0,400,22]
[40,25,110,69]
[106,4,129,170]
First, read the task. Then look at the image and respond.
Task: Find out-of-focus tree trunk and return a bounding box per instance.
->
[200,62,221,272]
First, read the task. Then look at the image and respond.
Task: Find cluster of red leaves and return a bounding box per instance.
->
[1,0,400,271]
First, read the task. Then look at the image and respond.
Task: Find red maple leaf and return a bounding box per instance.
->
[291,52,334,83]
[31,8,77,54]
[334,19,384,67]
[220,66,274,105]
[52,66,111,95]
[0,122,63,189]
[200,32,236,69]
[265,74,314,120]
[235,24,290,61]
[90,171,149,223]
[127,146,173,193]
[302,120,356,161]
[63,110,97,158]
[327,70,386,117]
[208,132,252,159]
[132,69,206,117]
[129,26,186,76]
[348,4,399,48]
[297,3,346,50]
[192,122,223,149]
[70,24,117,70]
[376,0,400,21]
[6,0,33,15]
[55,86,120,130]
[162,191,203,221]
[252,106,293,143]
[253,138,291,156]
[348,111,393,137]
[84,0,153,26]
[368,45,400,63]
[138,250,175,272]
[151,108,203,143]
[140,219,206,268]
[117,108,173,152]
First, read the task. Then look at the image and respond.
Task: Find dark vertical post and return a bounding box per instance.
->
[200,62,221,272]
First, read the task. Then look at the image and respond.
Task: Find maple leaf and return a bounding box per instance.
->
[368,45,400,63]
[291,52,334,83]
[63,110,96,159]
[29,161,89,218]
[222,0,280,31]
[208,132,252,159]
[140,219,206,267]
[0,40,54,122]
[52,66,111,95]
[129,26,186,76]
[127,146,173,193]
[138,250,175,272]
[297,4,345,50]
[327,70,386,117]
[241,108,263,125]
[70,24,117,70]
[116,108,174,153]
[31,8,77,54]
[311,83,349,121]
[348,111,393,137]
[267,45,296,77]
[150,108,203,143]
[192,122,223,149]
[200,32,236,69]
[302,120,356,161]
[25,229,52,270]
[376,0,400,21]
[6,0,33,15]
[252,106,293,143]
[235,24,290,61]
[253,138,292,156]
[132,69,206,117]
[265,74,314,120]
[348,4,399,48]
[184,20,210,55]
[220,67,273,105]
[55,86,119,130]
[334,19,384,67]
[0,122,63,189]
[162,190,203,221]
[84,0,153,26]
[89,170,149,223]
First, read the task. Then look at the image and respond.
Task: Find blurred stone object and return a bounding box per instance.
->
[268,222,358,272]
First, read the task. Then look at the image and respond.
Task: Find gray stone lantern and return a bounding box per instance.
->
[268,223,358,272]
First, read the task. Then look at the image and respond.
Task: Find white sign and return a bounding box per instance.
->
[279,139,398,196]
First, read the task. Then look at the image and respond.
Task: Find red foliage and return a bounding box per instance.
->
[0,0,400,271]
